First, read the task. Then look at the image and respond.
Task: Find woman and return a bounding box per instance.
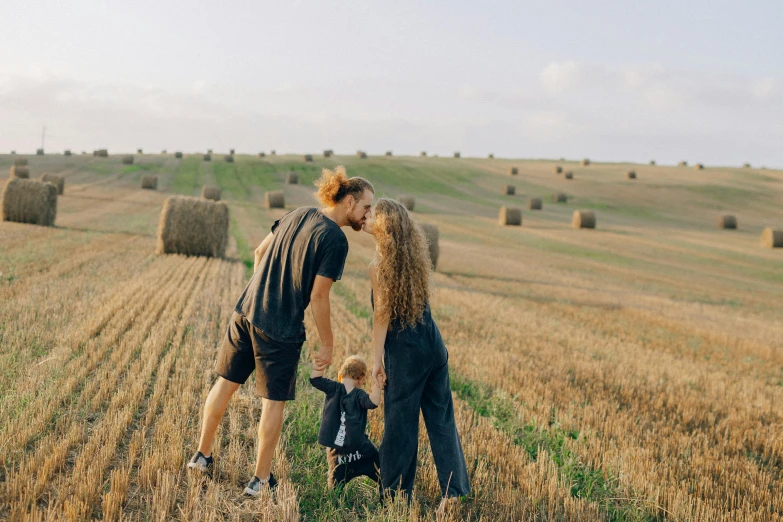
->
[363,198,470,506]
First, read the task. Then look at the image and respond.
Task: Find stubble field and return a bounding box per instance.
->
[1,152,782,521]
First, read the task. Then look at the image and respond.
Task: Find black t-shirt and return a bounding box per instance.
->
[235,207,349,343]
[310,376,377,451]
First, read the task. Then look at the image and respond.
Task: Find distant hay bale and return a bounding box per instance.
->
[286,172,299,184]
[36,149,44,156]
[743,163,751,168]
[1,178,57,226]
[303,154,313,162]
[265,190,285,209]
[175,152,183,159]
[488,154,494,159]
[10,166,29,179]
[694,163,704,170]
[141,176,158,190]
[499,206,522,226]
[552,192,568,203]
[419,223,439,271]
[572,210,596,229]
[64,150,72,156]
[627,170,636,179]
[270,150,276,155]
[717,215,736,229]
[678,161,687,167]
[420,151,427,157]
[357,151,367,159]
[224,155,234,163]
[528,198,542,210]
[508,167,518,176]
[40,174,65,195]
[504,185,516,195]
[161,150,167,155]
[649,160,656,166]
[137,148,143,154]
[207,149,214,154]
[454,152,461,158]
[553,166,562,174]
[323,150,333,157]
[259,152,266,158]
[385,151,393,157]
[398,195,415,211]
[122,155,134,165]
[13,158,28,166]
[564,171,574,180]
[95,149,108,157]
[201,185,221,201]
[230,149,235,155]
[203,154,212,161]
[10,150,15,155]
[760,227,783,248]
[580,159,590,166]
[155,196,229,258]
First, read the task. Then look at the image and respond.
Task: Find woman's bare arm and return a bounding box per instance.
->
[369,262,390,388]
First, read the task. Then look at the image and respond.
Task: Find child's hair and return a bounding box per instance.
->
[338,355,367,382]
[314,166,374,207]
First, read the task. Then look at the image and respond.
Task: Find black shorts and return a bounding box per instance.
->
[215,311,303,401]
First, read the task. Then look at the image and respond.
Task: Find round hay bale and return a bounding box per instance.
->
[203,154,212,161]
[270,150,276,155]
[717,215,736,229]
[10,166,30,179]
[553,165,562,174]
[504,185,516,195]
[259,152,266,158]
[161,150,167,155]
[230,149,235,155]
[649,160,656,166]
[564,171,574,180]
[265,190,285,209]
[1,178,57,226]
[760,227,783,248]
[627,170,636,179]
[175,151,183,159]
[694,163,704,170]
[13,158,28,167]
[286,172,299,184]
[141,176,158,190]
[224,155,234,163]
[488,154,494,159]
[137,148,143,154]
[678,161,687,167]
[323,150,333,158]
[303,154,313,162]
[454,152,461,158]
[357,151,367,159]
[207,149,213,154]
[95,149,108,157]
[397,195,415,211]
[528,198,542,210]
[201,185,221,201]
[10,150,15,155]
[508,167,518,176]
[743,163,751,168]
[40,174,65,195]
[122,155,134,165]
[156,196,229,258]
[572,210,596,229]
[385,151,393,157]
[580,158,590,166]
[420,151,427,157]
[36,149,44,156]
[552,192,568,203]
[64,150,72,156]
[499,207,522,226]
[419,223,439,271]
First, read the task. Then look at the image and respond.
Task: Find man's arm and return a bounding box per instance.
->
[310,275,335,370]
[253,232,275,272]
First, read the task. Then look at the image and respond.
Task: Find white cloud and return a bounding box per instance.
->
[540,60,580,94]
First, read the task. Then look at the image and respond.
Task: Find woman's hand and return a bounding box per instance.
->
[372,362,386,389]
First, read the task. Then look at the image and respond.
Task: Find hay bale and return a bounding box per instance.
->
[649,160,656,166]
[141,176,158,190]
[627,170,636,179]
[398,195,415,211]
[265,190,285,209]
[743,163,751,168]
[488,154,494,159]
[303,154,313,162]
[208,149,213,154]
[10,150,15,155]
[553,166,562,174]
[270,150,276,155]
[323,150,333,158]
[564,171,574,180]
[36,149,44,156]
[454,152,461,158]
[1,178,57,226]
[230,149,235,155]
[137,148,143,154]
[580,158,590,166]
[40,174,65,195]
[717,215,736,229]
[499,206,522,226]
[760,227,783,248]
[201,185,221,201]
[528,198,542,210]
[155,196,229,258]
[175,151,183,159]
[259,152,266,158]
[552,192,567,203]
[678,161,687,167]
[504,185,516,195]
[10,166,29,179]
[419,223,439,271]
[95,149,108,157]
[694,163,704,170]
[508,167,518,176]
[286,172,299,184]
[224,155,234,163]
[13,158,28,167]
[420,151,427,157]
[203,154,212,161]
[122,155,134,165]
[64,150,72,156]
[161,150,167,155]
[385,151,393,157]
[357,151,367,159]
[572,210,596,229]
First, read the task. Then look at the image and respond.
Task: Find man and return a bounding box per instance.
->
[188,166,374,496]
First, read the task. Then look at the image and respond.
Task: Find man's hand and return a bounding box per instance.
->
[372,363,386,389]
[313,345,333,371]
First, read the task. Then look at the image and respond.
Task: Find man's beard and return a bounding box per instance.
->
[347,213,364,231]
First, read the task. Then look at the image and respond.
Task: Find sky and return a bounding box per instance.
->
[1,1,781,167]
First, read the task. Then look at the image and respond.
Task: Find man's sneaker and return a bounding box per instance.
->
[187,451,214,474]
[243,473,278,496]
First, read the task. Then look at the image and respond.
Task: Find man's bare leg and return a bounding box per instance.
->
[253,398,286,479]
[197,377,241,456]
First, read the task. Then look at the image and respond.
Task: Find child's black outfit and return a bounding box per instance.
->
[310,376,381,488]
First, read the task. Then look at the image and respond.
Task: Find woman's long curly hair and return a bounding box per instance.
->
[372,198,431,329]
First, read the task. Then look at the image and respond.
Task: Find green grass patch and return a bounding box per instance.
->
[229,213,254,277]
[169,156,203,195]
[122,163,160,173]
[332,284,372,320]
